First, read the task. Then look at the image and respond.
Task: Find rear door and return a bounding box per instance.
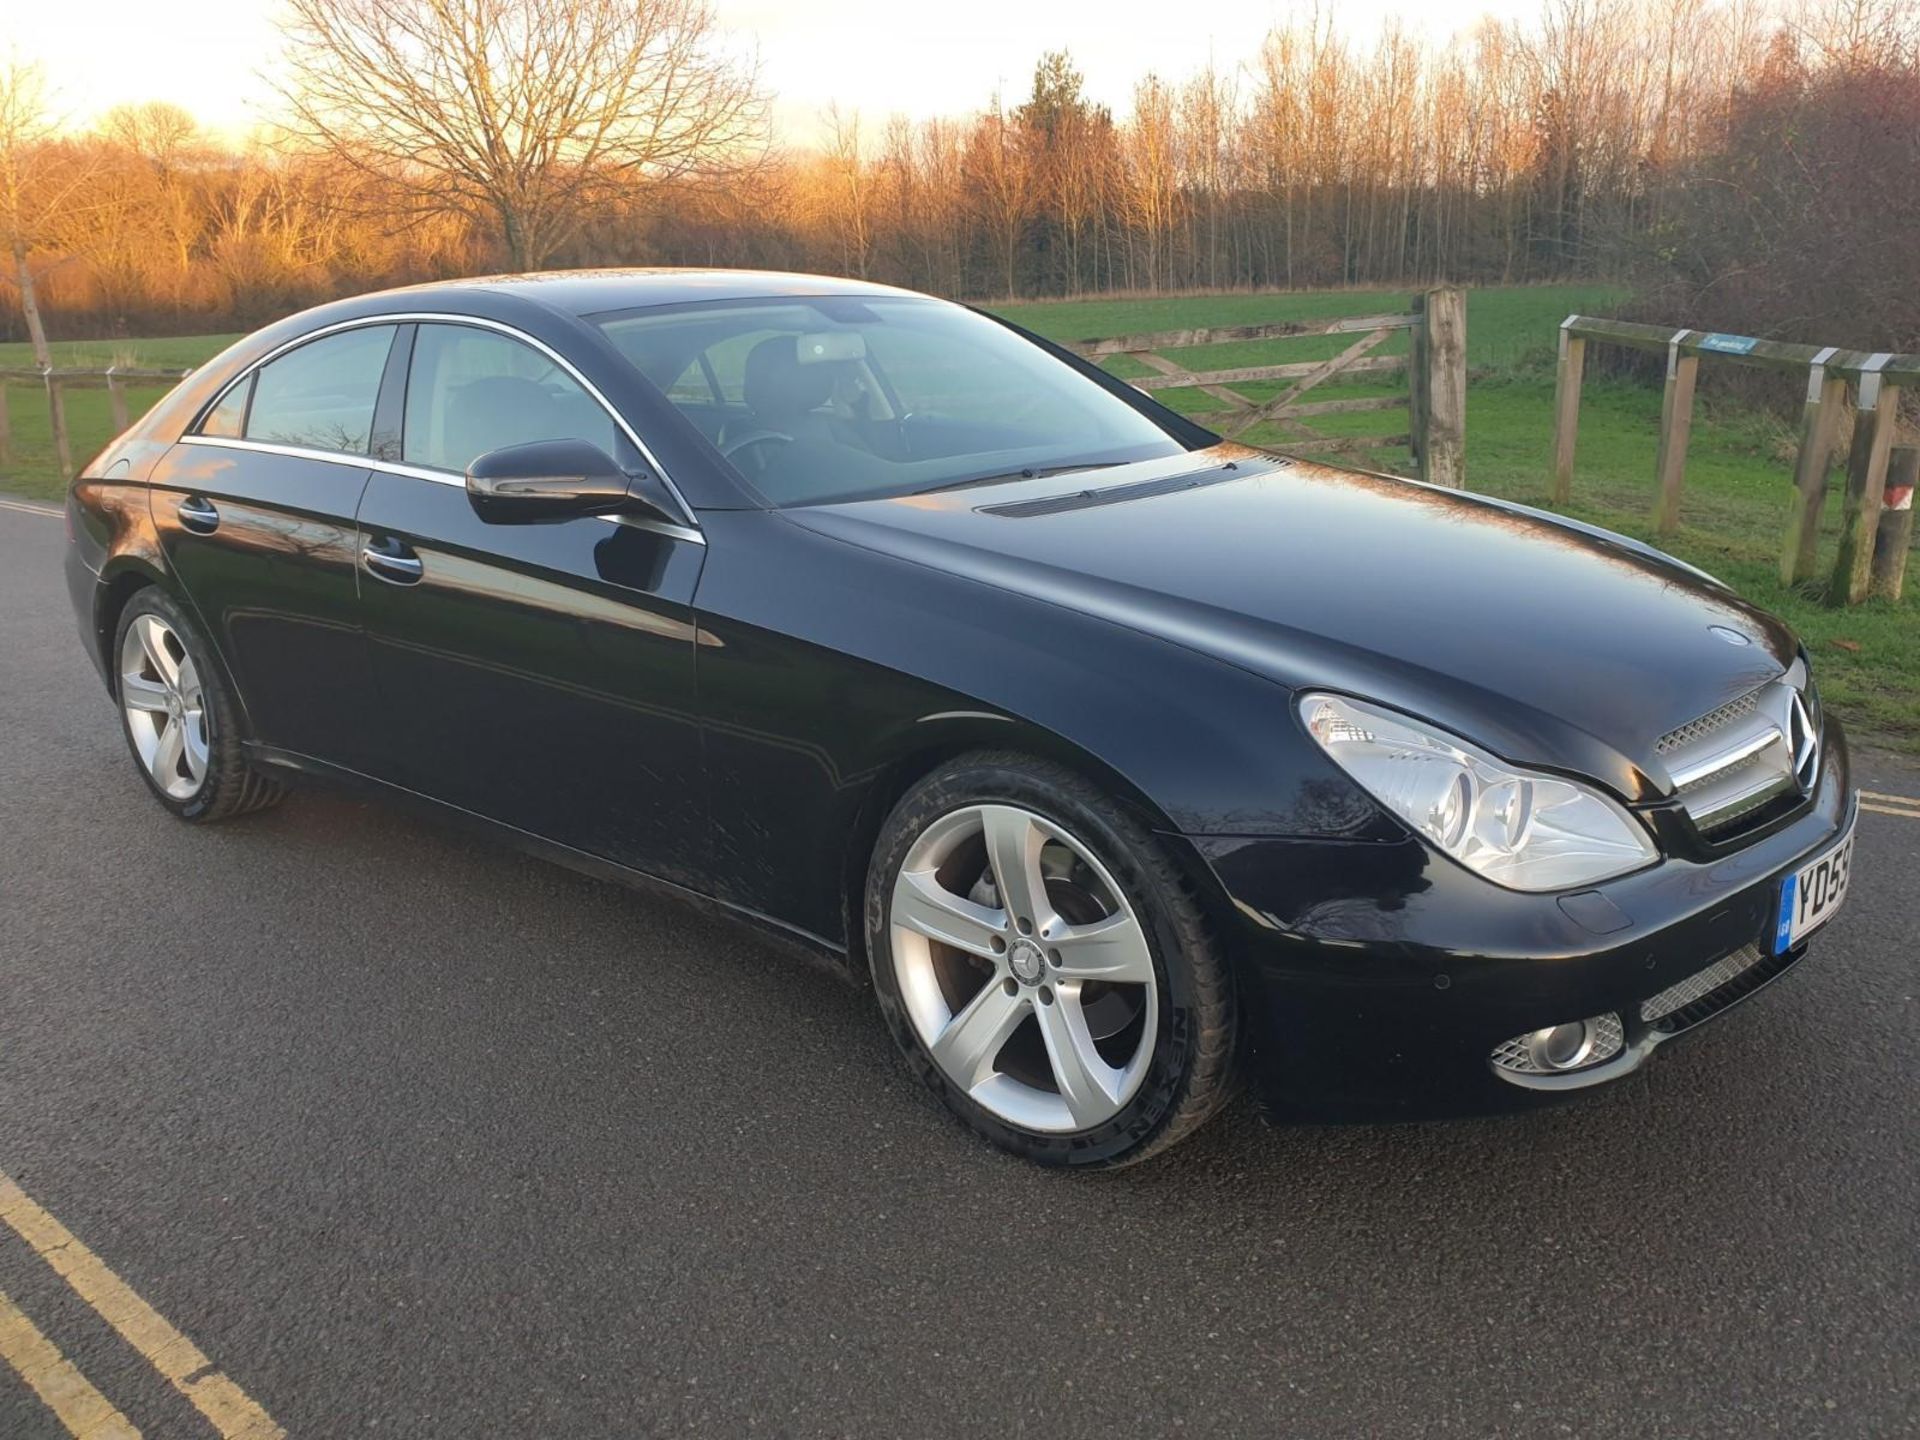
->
[152,322,401,769]
[354,320,709,888]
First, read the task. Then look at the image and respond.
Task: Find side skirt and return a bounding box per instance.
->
[242,742,858,982]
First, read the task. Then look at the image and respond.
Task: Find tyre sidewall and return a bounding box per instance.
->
[866,759,1212,1168]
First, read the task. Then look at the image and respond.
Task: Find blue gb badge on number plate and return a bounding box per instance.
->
[1774,874,1797,954]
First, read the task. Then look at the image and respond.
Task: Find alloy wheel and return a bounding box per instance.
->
[119,613,210,801]
[889,804,1159,1133]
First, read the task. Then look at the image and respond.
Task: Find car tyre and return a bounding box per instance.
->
[866,751,1239,1167]
[112,586,284,823]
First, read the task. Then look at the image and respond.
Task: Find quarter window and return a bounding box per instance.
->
[200,376,251,437]
[241,325,397,455]
[403,324,618,473]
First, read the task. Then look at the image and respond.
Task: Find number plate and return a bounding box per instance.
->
[1774,823,1855,953]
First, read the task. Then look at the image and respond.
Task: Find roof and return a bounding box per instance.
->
[375,268,923,318]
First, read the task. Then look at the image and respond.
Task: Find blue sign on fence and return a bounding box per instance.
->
[1699,333,1759,355]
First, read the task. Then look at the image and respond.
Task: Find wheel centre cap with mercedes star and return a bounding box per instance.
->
[1009,939,1046,985]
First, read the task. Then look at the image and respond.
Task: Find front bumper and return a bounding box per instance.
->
[1183,719,1855,1121]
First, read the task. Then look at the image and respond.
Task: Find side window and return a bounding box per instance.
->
[200,375,252,437]
[403,324,618,473]
[243,325,397,455]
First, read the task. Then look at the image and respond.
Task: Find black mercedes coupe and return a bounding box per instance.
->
[63,270,1857,1166]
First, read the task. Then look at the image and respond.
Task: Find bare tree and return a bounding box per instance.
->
[964,94,1032,299]
[0,61,101,366]
[823,104,872,278]
[274,0,767,269]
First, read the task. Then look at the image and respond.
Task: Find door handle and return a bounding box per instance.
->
[177,496,220,534]
[361,537,424,586]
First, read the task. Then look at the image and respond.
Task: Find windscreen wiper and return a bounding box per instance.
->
[913,462,1124,497]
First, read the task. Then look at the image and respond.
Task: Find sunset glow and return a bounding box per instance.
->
[20,0,1543,140]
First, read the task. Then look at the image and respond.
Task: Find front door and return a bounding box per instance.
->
[354,320,708,888]
[150,323,400,770]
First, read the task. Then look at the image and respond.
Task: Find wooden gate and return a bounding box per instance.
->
[1066,286,1466,486]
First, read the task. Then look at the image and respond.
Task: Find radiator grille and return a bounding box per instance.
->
[1657,690,1760,755]
[1657,678,1814,839]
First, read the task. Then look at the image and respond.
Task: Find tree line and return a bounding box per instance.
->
[1,0,1915,358]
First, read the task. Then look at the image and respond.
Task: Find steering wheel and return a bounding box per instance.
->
[719,427,793,465]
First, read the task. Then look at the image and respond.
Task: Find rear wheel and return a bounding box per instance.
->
[866,752,1238,1167]
[113,587,283,822]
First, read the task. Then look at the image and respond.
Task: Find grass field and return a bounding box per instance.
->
[3,285,1913,748]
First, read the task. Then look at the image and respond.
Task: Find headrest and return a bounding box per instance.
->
[744,335,834,422]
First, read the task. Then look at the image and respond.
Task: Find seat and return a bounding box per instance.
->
[741,335,837,441]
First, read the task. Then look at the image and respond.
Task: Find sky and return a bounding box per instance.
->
[11,0,1539,146]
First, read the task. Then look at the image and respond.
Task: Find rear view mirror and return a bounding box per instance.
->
[796,331,866,364]
[465,440,673,526]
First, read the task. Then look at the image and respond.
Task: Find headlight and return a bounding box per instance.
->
[1300,694,1658,892]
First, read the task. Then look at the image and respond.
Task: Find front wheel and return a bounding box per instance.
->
[866,752,1239,1167]
[112,587,284,822]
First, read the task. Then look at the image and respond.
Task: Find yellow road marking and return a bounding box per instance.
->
[1862,801,1920,819]
[0,1285,141,1439]
[0,1173,283,1440]
[1860,789,1920,807]
[0,497,60,518]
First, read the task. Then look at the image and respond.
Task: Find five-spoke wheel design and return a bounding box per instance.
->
[119,613,209,801]
[889,803,1158,1133]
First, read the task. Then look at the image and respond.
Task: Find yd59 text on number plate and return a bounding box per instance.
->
[1775,825,1854,953]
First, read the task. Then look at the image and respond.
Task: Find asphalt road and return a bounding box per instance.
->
[2,498,1917,1439]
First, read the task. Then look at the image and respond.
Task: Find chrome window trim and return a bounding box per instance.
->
[176,433,705,546]
[188,310,702,533]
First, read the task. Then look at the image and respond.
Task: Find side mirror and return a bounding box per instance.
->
[465,439,676,526]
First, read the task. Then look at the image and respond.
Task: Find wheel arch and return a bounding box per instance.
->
[94,557,170,695]
[95,559,257,743]
[835,711,1206,986]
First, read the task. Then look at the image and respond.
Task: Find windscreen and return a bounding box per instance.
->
[595,296,1187,506]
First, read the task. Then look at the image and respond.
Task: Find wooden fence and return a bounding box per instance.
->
[0,365,192,480]
[1552,316,1919,605]
[1069,286,1466,486]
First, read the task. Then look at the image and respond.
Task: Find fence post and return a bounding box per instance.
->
[1652,330,1698,535]
[1408,292,1428,475]
[43,370,74,481]
[106,365,129,435]
[1551,319,1585,505]
[1780,349,1847,585]
[1418,285,1465,488]
[1871,445,1916,603]
[1829,358,1897,606]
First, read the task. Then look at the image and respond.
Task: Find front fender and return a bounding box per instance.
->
[690,510,1387,948]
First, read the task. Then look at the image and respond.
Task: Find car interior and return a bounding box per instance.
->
[596,298,1184,506]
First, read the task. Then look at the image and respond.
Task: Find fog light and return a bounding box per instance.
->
[1490,1013,1624,1080]
[1526,1021,1595,1071]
